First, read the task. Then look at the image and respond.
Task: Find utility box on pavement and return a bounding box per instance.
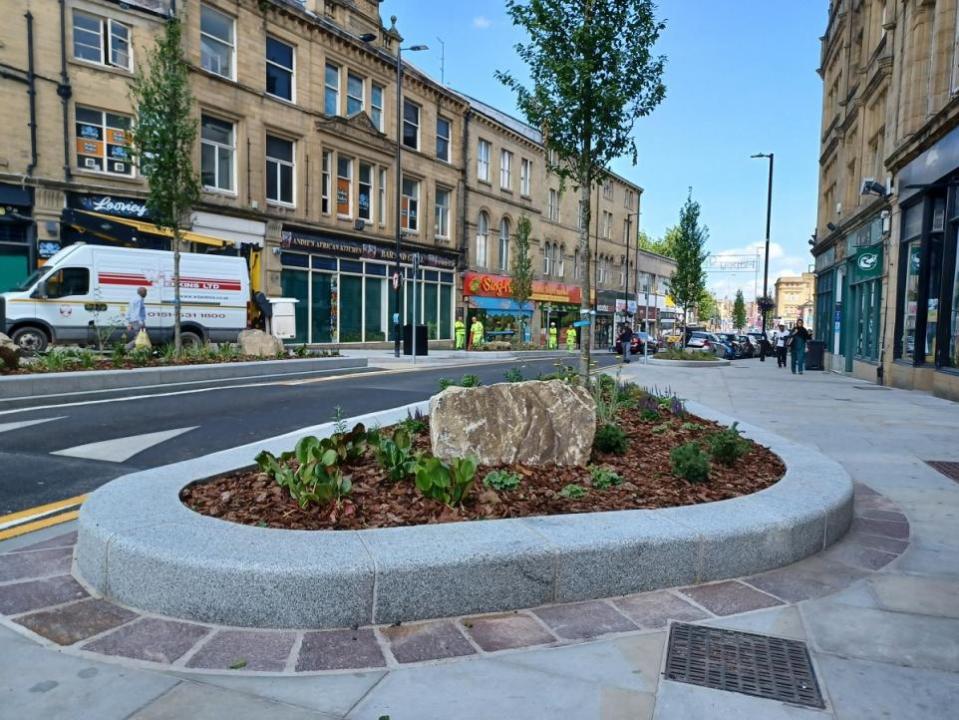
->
[402,324,428,356]
[267,297,298,340]
[805,340,825,370]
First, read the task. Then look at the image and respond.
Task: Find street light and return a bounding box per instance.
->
[751,152,774,361]
[622,211,638,331]
[361,22,428,357]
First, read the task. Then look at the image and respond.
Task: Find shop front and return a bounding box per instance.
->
[0,183,33,292]
[635,305,659,335]
[595,291,624,349]
[279,228,456,345]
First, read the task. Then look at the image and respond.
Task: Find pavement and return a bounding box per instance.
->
[1,359,958,718]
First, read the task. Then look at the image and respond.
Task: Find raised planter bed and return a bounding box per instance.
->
[76,395,853,630]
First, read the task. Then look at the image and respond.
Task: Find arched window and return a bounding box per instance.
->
[557,245,565,278]
[544,241,552,276]
[476,212,489,267]
[498,218,510,271]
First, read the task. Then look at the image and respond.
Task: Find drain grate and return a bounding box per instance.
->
[664,623,825,709]
[926,461,959,484]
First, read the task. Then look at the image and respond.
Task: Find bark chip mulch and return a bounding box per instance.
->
[181,403,785,531]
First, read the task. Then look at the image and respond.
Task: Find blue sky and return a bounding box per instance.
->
[381,0,826,299]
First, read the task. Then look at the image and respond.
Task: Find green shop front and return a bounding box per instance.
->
[279,228,456,345]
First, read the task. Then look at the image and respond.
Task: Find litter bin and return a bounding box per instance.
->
[402,324,428,356]
[805,340,825,370]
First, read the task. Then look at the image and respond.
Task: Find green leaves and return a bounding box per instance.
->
[484,470,522,491]
[559,483,588,499]
[414,455,479,507]
[667,192,710,327]
[733,290,748,332]
[670,442,711,484]
[707,422,750,466]
[373,427,418,483]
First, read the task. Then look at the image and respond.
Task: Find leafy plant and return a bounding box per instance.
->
[460,374,481,388]
[255,434,352,509]
[589,465,622,489]
[640,409,661,423]
[374,427,418,482]
[537,363,579,384]
[78,349,97,369]
[400,409,427,436]
[594,423,628,454]
[110,345,127,368]
[680,421,701,431]
[332,406,348,435]
[708,422,750,466]
[438,377,455,391]
[559,483,588,499]
[484,469,521,491]
[294,343,310,358]
[504,367,524,383]
[651,423,670,435]
[670,442,710,483]
[414,455,478,507]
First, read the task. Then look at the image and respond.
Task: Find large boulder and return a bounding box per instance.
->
[0,333,19,370]
[430,380,596,467]
[237,329,285,357]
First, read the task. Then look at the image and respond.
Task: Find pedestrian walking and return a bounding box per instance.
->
[125,286,148,350]
[788,318,812,374]
[565,325,577,353]
[617,324,633,363]
[454,318,466,349]
[774,323,788,368]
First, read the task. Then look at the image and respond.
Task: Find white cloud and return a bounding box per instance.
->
[472,16,493,29]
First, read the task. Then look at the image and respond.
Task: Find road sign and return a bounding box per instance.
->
[392,272,400,290]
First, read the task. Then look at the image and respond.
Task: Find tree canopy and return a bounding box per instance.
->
[667,192,709,329]
[638,226,680,259]
[733,290,748,331]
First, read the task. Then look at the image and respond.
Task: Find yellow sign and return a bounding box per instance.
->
[665,295,676,308]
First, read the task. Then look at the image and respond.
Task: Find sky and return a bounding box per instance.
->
[380,0,826,300]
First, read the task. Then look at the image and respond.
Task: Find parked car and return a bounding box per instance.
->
[735,334,757,358]
[636,331,659,354]
[686,331,732,358]
[614,334,642,355]
[747,331,771,358]
[716,333,746,359]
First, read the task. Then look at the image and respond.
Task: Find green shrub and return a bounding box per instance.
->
[484,469,521,491]
[670,442,711,483]
[438,377,455,391]
[294,343,310,358]
[657,349,718,361]
[373,427,419,482]
[255,434,353,509]
[504,367,524,383]
[680,422,701,431]
[400,410,427,435]
[594,423,629,454]
[414,455,478,507]
[559,483,588,499]
[589,465,622,489]
[641,409,661,423]
[651,423,670,435]
[708,422,750,466]
[460,374,481,387]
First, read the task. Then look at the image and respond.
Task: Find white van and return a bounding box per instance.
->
[1,244,250,351]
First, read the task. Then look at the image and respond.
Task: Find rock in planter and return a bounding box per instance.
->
[238,329,284,357]
[0,333,19,370]
[485,341,512,351]
[430,380,596,466]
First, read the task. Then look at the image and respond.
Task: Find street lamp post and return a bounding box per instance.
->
[362,23,427,357]
[751,152,774,361]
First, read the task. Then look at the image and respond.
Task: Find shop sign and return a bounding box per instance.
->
[281,229,456,269]
[851,244,883,283]
[462,272,582,304]
[73,194,149,219]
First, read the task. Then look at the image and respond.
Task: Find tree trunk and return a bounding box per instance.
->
[579,179,592,379]
[173,225,182,355]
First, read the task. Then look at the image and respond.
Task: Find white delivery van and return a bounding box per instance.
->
[1,244,250,351]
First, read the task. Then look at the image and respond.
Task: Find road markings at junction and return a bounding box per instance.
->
[0,416,67,434]
[51,426,199,463]
[0,494,86,540]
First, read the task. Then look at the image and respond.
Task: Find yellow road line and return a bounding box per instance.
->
[0,510,80,541]
[0,494,87,527]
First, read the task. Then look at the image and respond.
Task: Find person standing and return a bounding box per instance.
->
[548,322,558,349]
[618,323,633,363]
[469,316,484,349]
[566,325,577,353]
[125,286,148,350]
[788,318,812,374]
[454,318,466,349]
[774,323,788,368]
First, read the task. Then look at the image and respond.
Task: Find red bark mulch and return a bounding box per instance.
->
[180,406,785,531]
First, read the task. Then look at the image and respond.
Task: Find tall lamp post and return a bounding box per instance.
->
[751,152,774,361]
[622,211,638,331]
[362,23,427,357]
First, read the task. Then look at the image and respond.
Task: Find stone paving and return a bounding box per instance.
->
[1,360,958,718]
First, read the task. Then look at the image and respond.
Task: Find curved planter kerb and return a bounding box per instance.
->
[76,400,853,629]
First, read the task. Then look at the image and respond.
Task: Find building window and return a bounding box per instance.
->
[436,117,451,162]
[402,100,420,150]
[602,211,612,239]
[75,107,133,176]
[377,167,387,225]
[623,219,631,245]
[477,139,491,182]
[557,245,565,277]
[520,159,531,196]
[499,218,510,270]
[371,84,384,131]
[544,241,552,276]
[435,187,451,239]
[321,151,331,214]
[603,178,613,200]
[500,150,512,190]
[73,11,131,71]
[200,115,234,192]
[548,189,559,222]
[401,177,419,231]
[265,37,294,101]
[337,156,353,217]
[357,162,373,221]
[347,72,364,116]
[324,62,340,115]
[265,135,294,206]
[625,189,634,210]
[476,212,489,267]
[200,4,234,79]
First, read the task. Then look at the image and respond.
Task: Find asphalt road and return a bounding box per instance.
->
[0,355,615,514]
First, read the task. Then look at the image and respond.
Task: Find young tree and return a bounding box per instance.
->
[498,0,666,376]
[638,226,680,259]
[698,290,719,328]
[130,16,199,354]
[667,192,709,333]
[510,216,534,344]
[733,289,747,331]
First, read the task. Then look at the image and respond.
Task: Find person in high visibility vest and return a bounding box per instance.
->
[566,325,577,353]
[454,318,466,349]
[548,322,558,349]
[470,317,484,348]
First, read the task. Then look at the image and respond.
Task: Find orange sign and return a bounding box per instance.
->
[463,272,582,304]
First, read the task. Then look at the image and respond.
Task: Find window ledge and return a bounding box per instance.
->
[202,187,238,198]
[265,93,298,108]
[72,168,143,185]
[69,58,134,78]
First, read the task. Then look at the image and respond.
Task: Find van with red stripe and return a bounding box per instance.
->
[2,243,250,352]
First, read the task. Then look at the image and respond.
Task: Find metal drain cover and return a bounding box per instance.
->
[927,461,959,483]
[664,623,825,709]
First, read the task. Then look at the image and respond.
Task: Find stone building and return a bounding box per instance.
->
[1,0,646,350]
[774,272,816,328]
[814,0,959,400]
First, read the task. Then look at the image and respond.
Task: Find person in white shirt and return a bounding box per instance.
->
[773,323,788,368]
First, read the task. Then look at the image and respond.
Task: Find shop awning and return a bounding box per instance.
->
[64,210,230,248]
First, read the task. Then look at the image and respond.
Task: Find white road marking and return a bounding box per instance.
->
[51,426,199,463]
[0,416,66,435]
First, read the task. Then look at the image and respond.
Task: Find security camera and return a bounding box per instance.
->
[827,222,838,232]
[861,178,888,197]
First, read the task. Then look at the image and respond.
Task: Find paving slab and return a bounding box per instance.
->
[612,590,710,629]
[744,556,869,602]
[81,617,210,665]
[6,530,79,553]
[129,680,338,720]
[15,598,137,646]
[678,580,783,616]
[866,574,959,619]
[698,605,807,641]
[461,612,555,652]
[0,547,73,582]
[652,679,832,719]
[0,574,88,615]
[379,620,475,663]
[185,630,297,672]
[533,600,637,640]
[296,629,385,672]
